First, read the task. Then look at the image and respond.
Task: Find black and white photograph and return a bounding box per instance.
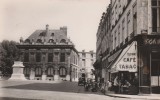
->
[0,0,160,100]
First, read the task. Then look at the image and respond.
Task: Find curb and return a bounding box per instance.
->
[105,94,160,100]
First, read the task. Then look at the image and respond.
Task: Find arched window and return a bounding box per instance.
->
[60,39,66,43]
[36,52,41,62]
[37,39,42,43]
[59,67,66,77]
[60,53,65,62]
[24,67,30,77]
[35,67,42,77]
[47,67,54,76]
[48,39,54,43]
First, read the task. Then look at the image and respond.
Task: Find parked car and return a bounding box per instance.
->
[78,77,85,86]
[91,80,98,92]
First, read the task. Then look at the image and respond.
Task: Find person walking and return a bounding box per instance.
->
[113,76,119,93]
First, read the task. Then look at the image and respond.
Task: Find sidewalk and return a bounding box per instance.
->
[106,93,160,100]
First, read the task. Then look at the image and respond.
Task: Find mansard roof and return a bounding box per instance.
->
[27,29,67,43]
[21,25,73,45]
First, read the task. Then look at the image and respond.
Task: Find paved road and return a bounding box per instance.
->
[0,80,142,100]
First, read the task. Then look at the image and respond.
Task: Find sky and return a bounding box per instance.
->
[0,0,110,52]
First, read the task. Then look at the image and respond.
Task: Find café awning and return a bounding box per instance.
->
[110,41,137,73]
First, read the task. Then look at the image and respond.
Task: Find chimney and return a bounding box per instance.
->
[60,26,67,35]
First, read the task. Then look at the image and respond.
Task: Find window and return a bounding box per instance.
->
[36,52,41,62]
[48,53,53,62]
[24,52,29,62]
[48,39,54,43]
[25,39,30,44]
[91,59,94,66]
[133,3,137,34]
[60,39,66,43]
[75,69,77,78]
[59,67,66,77]
[91,54,93,58]
[39,32,46,36]
[47,67,54,76]
[82,59,86,67]
[60,53,65,62]
[127,11,131,37]
[37,39,42,43]
[122,18,125,41]
[82,53,86,58]
[151,0,160,33]
[114,31,117,49]
[24,67,30,77]
[35,67,42,77]
[118,26,121,44]
[51,33,54,36]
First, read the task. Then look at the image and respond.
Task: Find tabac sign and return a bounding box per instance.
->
[111,41,137,73]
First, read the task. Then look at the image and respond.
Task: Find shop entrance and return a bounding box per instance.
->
[151,52,160,93]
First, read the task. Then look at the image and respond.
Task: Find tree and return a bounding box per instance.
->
[0,40,20,76]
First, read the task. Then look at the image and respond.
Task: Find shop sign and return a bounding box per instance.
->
[111,41,137,73]
[144,38,160,45]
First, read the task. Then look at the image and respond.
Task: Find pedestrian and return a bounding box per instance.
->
[113,76,119,93]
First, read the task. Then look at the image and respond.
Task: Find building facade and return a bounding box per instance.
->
[78,50,96,79]
[94,0,160,94]
[17,25,79,81]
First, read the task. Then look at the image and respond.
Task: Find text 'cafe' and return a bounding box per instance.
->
[107,35,160,94]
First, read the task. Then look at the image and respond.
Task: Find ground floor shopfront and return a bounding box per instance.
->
[97,35,160,94]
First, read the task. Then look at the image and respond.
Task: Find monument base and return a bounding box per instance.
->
[10,74,27,80]
[9,61,27,80]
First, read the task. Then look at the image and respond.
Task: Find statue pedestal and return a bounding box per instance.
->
[9,61,26,80]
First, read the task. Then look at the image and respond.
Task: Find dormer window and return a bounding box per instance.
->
[60,39,66,43]
[37,39,42,43]
[39,32,46,36]
[51,33,54,36]
[25,39,31,44]
[48,39,54,43]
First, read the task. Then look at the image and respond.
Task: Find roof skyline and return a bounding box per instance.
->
[0,0,110,52]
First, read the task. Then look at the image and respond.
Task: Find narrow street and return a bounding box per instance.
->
[0,80,142,100]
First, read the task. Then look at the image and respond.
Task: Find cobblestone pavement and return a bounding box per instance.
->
[0,80,144,100]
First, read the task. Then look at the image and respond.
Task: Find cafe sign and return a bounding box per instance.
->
[111,41,137,73]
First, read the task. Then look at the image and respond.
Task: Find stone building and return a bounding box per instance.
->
[78,50,96,79]
[17,25,79,81]
[94,0,160,94]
